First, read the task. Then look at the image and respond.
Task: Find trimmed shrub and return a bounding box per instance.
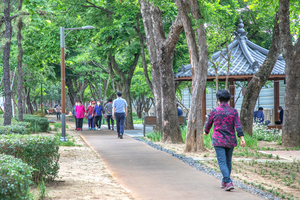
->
[0,134,60,183]
[0,124,30,135]
[16,114,49,132]
[0,154,33,200]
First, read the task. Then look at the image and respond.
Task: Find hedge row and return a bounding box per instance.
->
[15,114,49,132]
[0,154,33,200]
[0,118,30,135]
[0,134,60,183]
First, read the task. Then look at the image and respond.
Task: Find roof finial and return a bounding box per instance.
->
[236,19,248,37]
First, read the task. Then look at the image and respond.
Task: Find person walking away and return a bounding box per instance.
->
[93,100,105,131]
[204,89,246,191]
[86,101,96,130]
[75,100,85,131]
[112,91,128,139]
[55,103,62,121]
[177,103,183,116]
[275,106,284,125]
[104,98,114,131]
[72,101,78,130]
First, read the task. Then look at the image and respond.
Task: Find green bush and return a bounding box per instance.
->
[0,125,30,135]
[54,123,69,129]
[0,134,60,183]
[0,154,33,200]
[16,115,49,132]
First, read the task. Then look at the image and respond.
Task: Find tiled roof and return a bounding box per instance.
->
[174,19,285,79]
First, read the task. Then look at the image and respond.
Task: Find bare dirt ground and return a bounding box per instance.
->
[31,120,134,200]
[147,139,300,200]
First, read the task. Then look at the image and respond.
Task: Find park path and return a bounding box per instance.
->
[80,128,260,200]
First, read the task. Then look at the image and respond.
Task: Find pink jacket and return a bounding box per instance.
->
[75,105,86,118]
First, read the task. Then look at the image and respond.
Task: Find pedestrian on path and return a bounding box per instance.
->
[72,101,78,130]
[93,100,105,131]
[112,91,128,139]
[104,98,114,131]
[55,103,62,121]
[204,89,246,191]
[75,100,85,131]
[86,101,96,130]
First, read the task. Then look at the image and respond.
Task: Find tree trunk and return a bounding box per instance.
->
[25,87,33,114]
[17,15,24,121]
[176,0,208,151]
[122,80,134,129]
[278,0,300,147]
[240,13,281,136]
[2,0,13,125]
[139,0,162,133]
[150,5,183,143]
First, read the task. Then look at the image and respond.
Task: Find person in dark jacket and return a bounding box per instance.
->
[205,89,245,191]
[177,103,183,116]
[275,106,284,125]
[254,107,264,123]
[93,100,105,131]
[55,103,62,121]
[104,98,114,131]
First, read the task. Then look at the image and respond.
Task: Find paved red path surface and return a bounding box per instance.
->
[81,129,260,200]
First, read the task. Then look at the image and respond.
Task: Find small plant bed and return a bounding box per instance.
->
[201,159,300,200]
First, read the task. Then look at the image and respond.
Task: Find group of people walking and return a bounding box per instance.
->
[71,91,127,139]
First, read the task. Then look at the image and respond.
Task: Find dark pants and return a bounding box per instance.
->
[95,116,102,128]
[56,112,61,120]
[214,146,234,183]
[77,118,83,129]
[115,113,125,137]
[106,115,114,130]
[275,121,282,125]
[88,117,95,128]
[74,117,77,129]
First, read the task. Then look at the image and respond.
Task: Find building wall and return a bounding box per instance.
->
[181,80,285,123]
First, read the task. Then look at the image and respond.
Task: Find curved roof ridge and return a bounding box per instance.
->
[246,40,284,60]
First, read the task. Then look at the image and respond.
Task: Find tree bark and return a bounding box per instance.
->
[278,0,300,147]
[240,13,281,136]
[2,0,13,125]
[17,14,24,121]
[25,87,34,114]
[110,54,139,130]
[150,5,183,143]
[176,0,208,151]
[139,0,162,133]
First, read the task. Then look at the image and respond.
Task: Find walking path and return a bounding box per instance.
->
[80,127,260,200]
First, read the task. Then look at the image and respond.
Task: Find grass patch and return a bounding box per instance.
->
[54,123,69,129]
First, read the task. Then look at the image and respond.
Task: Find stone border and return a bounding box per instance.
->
[133,137,281,200]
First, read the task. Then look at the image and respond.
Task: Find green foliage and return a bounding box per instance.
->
[0,134,60,183]
[19,115,50,132]
[37,179,47,200]
[133,119,143,124]
[252,123,282,144]
[54,132,76,147]
[0,125,30,135]
[0,154,34,200]
[53,123,69,129]
[146,131,162,142]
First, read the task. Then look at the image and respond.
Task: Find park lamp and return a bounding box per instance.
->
[60,25,95,142]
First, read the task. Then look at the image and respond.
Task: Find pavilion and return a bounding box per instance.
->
[174,19,286,123]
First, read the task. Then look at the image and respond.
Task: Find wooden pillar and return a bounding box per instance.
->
[229,79,235,108]
[274,78,280,122]
[202,88,206,126]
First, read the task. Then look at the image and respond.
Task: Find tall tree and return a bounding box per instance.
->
[139,0,162,132]
[278,0,300,147]
[17,0,24,121]
[2,0,16,125]
[140,0,184,143]
[240,13,281,136]
[176,0,208,151]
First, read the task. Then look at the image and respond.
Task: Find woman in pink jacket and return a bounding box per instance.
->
[75,100,85,131]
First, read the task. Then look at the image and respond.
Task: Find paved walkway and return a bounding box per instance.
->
[80,127,259,200]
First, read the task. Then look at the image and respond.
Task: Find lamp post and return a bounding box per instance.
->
[60,26,95,142]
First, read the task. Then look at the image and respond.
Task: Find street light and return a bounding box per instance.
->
[60,26,95,142]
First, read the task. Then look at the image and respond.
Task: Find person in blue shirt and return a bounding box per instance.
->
[93,100,105,131]
[177,103,183,116]
[254,107,264,123]
[112,91,128,139]
[275,106,284,125]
